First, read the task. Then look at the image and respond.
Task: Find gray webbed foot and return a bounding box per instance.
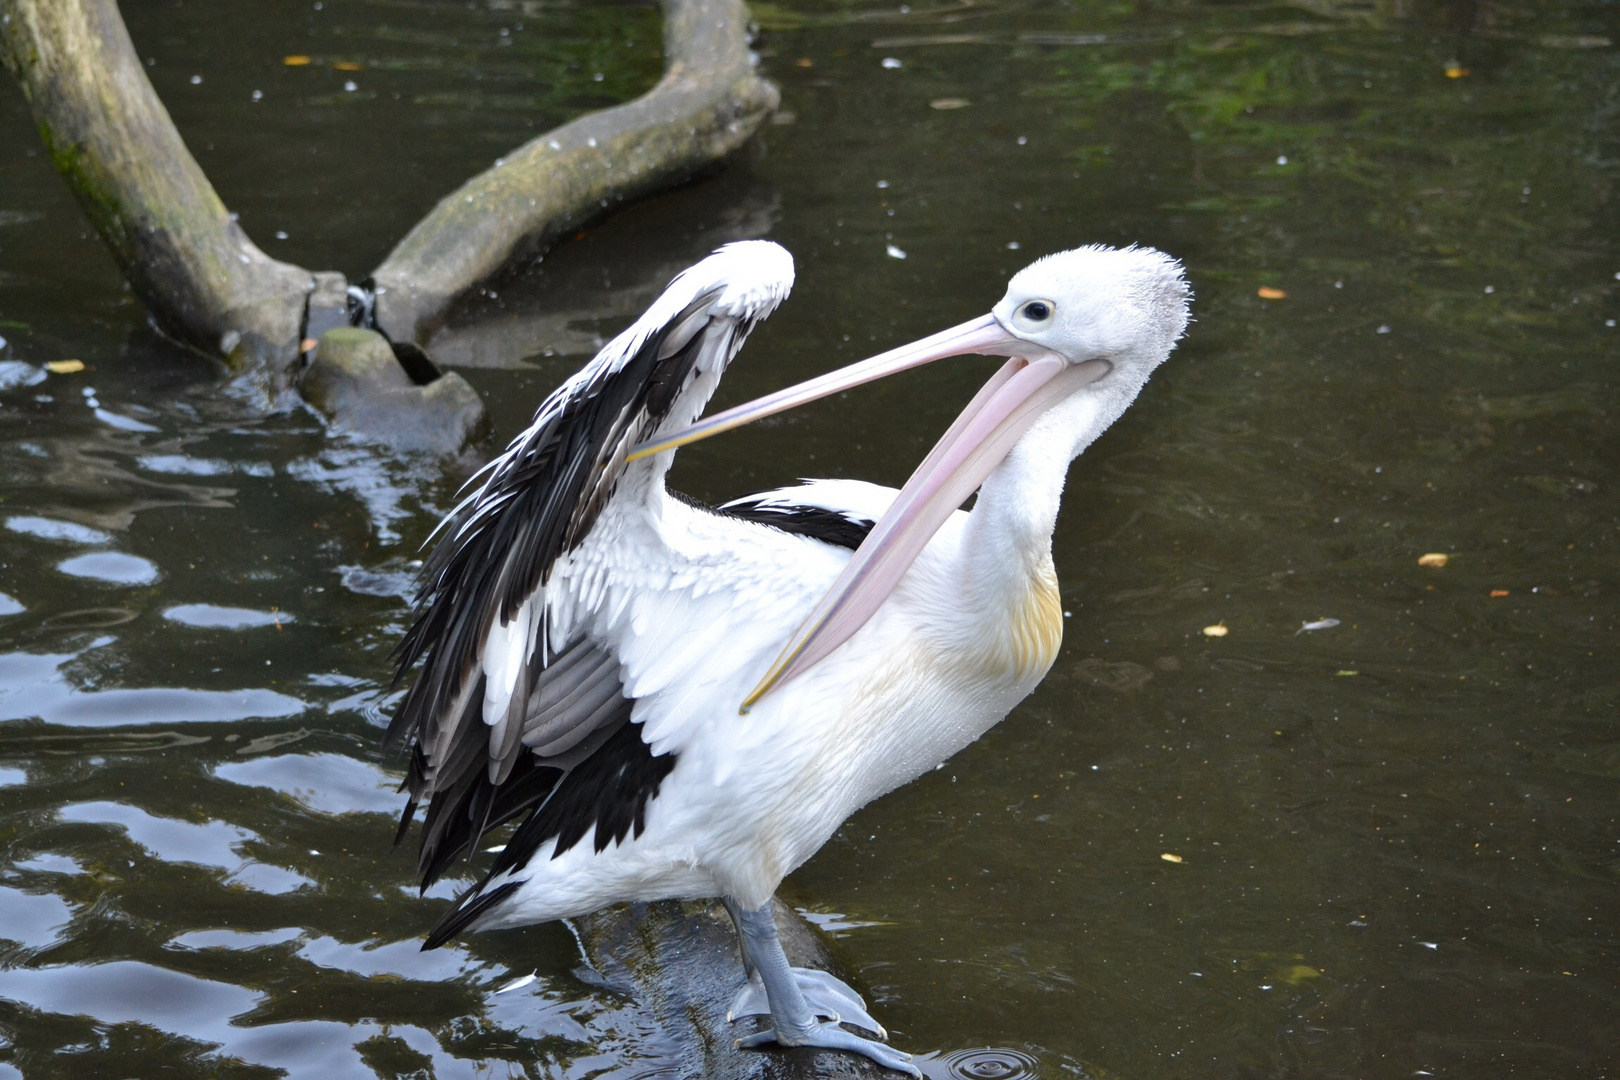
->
[735,1020,920,1076]
[728,896,916,1075]
[727,967,886,1037]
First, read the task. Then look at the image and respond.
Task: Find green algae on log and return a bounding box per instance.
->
[0,0,312,398]
[369,0,780,347]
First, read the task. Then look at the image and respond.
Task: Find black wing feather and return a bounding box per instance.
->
[711,494,876,551]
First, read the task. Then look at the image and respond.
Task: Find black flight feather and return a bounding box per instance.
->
[713,495,876,551]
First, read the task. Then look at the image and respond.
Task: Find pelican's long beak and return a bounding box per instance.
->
[647,309,1112,710]
[626,313,1019,462]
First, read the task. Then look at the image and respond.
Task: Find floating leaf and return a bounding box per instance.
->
[1417,552,1449,567]
[1490,589,1510,597]
[283,55,312,66]
[930,97,971,110]
[1160,852,1183,863]
[1202,622,1228,637]
[1257,286,1287,299]
[46,359,84,374]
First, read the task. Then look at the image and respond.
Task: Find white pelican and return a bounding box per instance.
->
[388,239,1190,1073]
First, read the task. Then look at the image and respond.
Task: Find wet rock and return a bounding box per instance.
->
[304,271,351,342]
[576,899,895,1079]
[300,327,489,455]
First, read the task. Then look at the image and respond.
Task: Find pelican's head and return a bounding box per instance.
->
[629,244,1190,707]
[992,245,1190,378]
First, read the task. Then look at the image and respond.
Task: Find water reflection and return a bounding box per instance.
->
[0,646,305,727]
[214,753,401,816]
[0,887,72,950]
[4,516,111,544]
[55,551,160,586]
[0,960,260,1031]
[58,800,255,872]
[163,605,290,630]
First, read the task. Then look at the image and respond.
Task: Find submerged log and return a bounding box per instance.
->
[369,0,779,348]
[576,899,894,1079]
[301,328,490,455]
[0,0,314,397]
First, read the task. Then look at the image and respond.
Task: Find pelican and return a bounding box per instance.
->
[387,239,1190,1073]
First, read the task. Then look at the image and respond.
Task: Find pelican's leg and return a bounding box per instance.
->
[727,899,919,1076]
[722,898,877,1031]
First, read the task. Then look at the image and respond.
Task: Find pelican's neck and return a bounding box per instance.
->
[942,379,1141,674]
[965,382,1119,579]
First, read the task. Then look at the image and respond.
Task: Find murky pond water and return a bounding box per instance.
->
[1,0,1616,1076]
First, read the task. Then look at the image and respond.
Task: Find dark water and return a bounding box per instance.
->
[1,0,1616,1076]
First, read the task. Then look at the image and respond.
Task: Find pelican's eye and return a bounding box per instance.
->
[1012,299,1056,332]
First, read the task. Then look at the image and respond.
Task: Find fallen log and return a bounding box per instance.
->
[576,899,895,1079]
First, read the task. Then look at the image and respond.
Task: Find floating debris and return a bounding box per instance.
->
[1490,589,1510,597]
[1296,618,1340,634]
[283,55,312,66]
[1257,286,1287,299]
[1417,552,1449,567]
[1202,622,1228,637]
[1335,669,1359,677]
[46,359,84,374]
[1444,63,1470,78]
[881,56,903,69]
[496,972,537,993]
[930,97,971,110]
[1160,852,1183,864]
[885,244,907,260]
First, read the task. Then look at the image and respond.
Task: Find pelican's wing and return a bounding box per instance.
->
[386,241,794,889]
[421,489,879,946]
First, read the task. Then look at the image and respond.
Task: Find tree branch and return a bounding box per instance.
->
[370,0,779,347]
